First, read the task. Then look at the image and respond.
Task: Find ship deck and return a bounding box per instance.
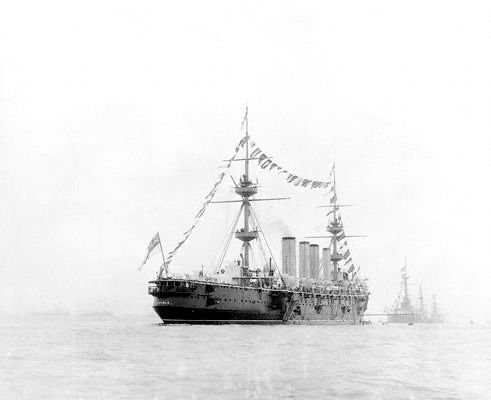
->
[148,277,369,297]
[149,277,370,325]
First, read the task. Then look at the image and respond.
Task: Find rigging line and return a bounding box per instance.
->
[216,203,244,273]
[255,231,268,266]
[247,195,266,263]
[254,230,269,272]
[167,146,242,266]
[256,227,272,272]
[248,246,264,288]
[216,203,243,273]
[319,255,324,275]
[208,202,243,275]
[251,226,270,289]
[249,206,269,263]
[250,246,266,288]
[207,209,236,272]
[249,216,266,266]
[249,205,286,287]
[249,245,258,268]
[206,207,236,273]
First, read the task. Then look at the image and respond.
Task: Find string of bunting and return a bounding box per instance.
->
[335,213,355,274]
[164,135,248,265]
[164,134,336,265]
[248,141,334,190]
[251,142,354,274]
[250,142,352,272]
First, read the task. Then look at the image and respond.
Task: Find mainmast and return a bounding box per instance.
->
[326,164,343,280]
[306,164,364,282]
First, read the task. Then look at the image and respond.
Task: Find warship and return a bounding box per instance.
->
[145,112,370,324]
[426,294,444,324]
[387,258,416,323]
[387,259,443,324]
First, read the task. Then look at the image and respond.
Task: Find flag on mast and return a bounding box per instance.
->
[140,233,161,270]
[240,106,248,131]
[329,163,335,177]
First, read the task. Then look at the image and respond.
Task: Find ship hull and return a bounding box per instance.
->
[153,306,283,324]
[153,305,367,325]
[387,314,417,324]
[387,313,444,324]
[387,315,444,324]
[149,278,369,325]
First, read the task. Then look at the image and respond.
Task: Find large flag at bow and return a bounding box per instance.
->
[140,232,161,270]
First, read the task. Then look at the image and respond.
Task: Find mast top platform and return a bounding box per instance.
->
[235,184,258,198]
[327,221,343,235]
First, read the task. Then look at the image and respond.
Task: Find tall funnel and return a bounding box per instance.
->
[281,237,296,277]
[309,244,320,280]
[322,247,331,280]
[299,241,310,279]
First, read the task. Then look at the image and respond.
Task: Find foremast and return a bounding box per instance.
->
[209,109,289,281]
[398,257,411,312]
[233,108,258,273]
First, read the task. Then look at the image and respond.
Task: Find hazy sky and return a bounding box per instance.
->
[1,0,490,320]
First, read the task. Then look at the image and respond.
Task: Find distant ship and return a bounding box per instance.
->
[387,258,417,323]
[387,259,443,324]
[426,294,444,324]
[145,111,370,324]
[79,311,114,318]
[79,303,113,317]
[30,309,70,317]
[29,299,70,317]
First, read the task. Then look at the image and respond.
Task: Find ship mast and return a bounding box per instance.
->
[210,109,289,278]
[431,294,438,316]
[234,107,258,273]
[306,164,365,282]
[243,108,251,268]
[326,164,343,280]
[418,284,425,315]
[402,257,409,300]
[400,257,411,311]
[245,107,249,181]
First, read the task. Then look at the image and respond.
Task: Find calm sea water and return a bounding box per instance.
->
[1,315,490,399]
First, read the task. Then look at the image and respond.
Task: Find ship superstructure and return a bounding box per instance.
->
[427,294,444,323]
[388,258,416,323]
[387,259,443,324]
[145,112,370,324]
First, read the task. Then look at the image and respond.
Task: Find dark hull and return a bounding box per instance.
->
[153,306,283,324]
[149,278,369,325]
